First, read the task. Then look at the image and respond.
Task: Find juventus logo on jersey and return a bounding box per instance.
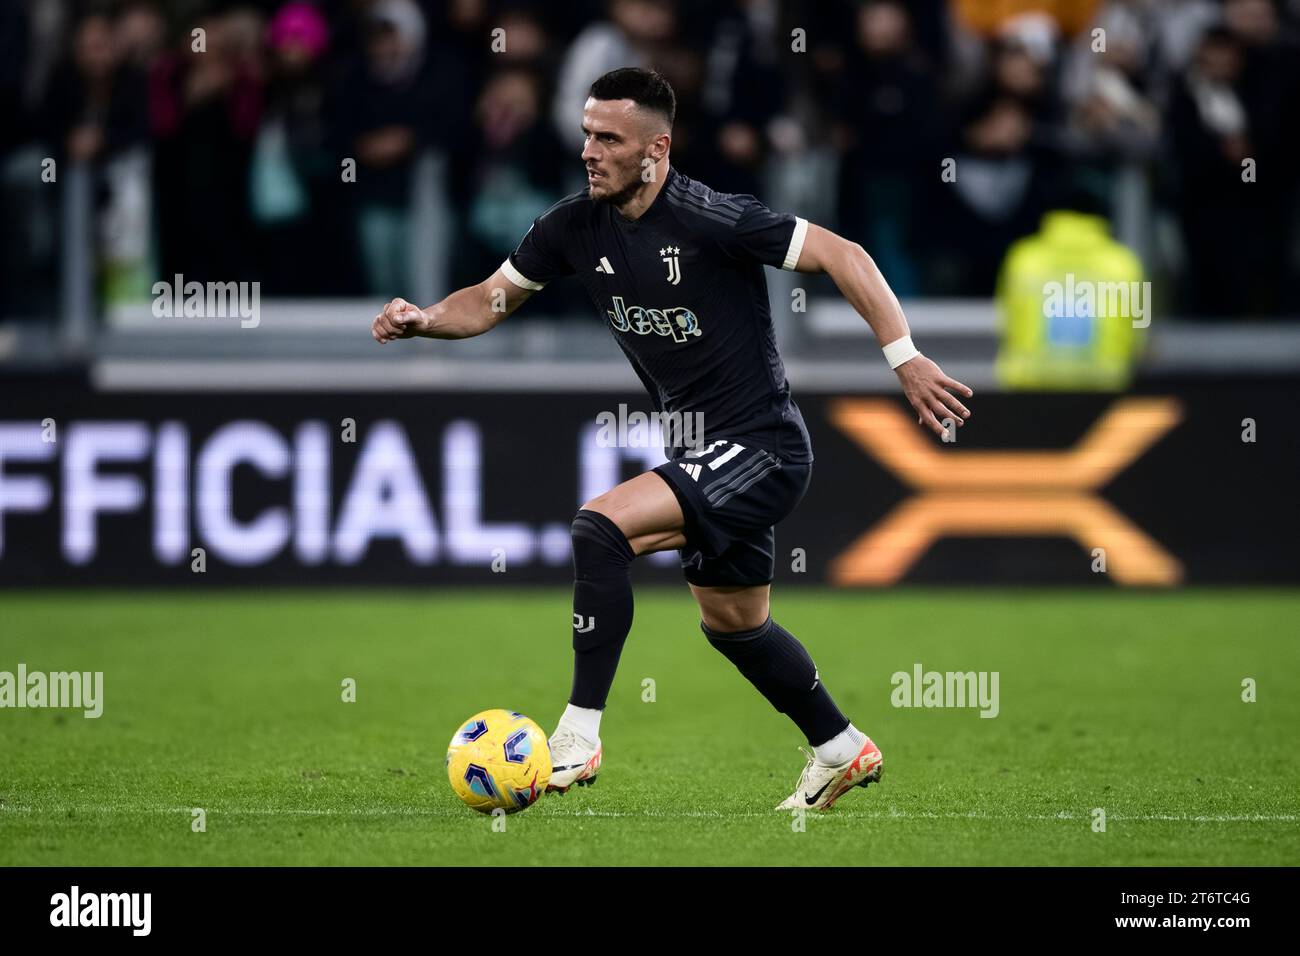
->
[660,246,682,285]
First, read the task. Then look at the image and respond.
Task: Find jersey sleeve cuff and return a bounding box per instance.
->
[501,257,546,291]
[781,217,809,271]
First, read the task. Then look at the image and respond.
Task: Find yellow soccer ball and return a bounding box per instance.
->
[446,709,552,813]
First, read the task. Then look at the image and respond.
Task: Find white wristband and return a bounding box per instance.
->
[882,335,920,369]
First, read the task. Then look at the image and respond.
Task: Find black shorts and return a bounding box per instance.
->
[652,439,812,587]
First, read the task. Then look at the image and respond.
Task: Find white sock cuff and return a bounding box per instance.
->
[560,703,602,741]
[813,723,865,765]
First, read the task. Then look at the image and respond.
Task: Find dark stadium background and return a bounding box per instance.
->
[3,0,1298,585]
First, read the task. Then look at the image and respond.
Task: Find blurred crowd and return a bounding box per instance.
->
[2,0,1299,317]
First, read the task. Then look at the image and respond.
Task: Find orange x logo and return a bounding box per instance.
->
[828,397,1183,586]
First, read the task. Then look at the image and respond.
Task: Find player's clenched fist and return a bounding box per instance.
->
[371,297,430,343]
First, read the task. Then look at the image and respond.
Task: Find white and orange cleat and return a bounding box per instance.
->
[775,736,883,811]
[546,727,602,793]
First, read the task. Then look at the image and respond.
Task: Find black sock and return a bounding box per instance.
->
[702,617,849,746]
[568,510,636,710]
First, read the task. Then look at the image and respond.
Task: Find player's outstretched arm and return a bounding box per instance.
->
[371,266,534,344]
[794,223,973,436]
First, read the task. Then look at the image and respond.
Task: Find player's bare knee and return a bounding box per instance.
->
[697,596,769,633]
[575,498,638,552]
[578,488,637,528]
[692,583,770,632]
[578,493,612,517]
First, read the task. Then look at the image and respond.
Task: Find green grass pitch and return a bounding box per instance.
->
[1,588,1296,866]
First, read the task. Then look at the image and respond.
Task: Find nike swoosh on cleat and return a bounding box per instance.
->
[804,780,832,806]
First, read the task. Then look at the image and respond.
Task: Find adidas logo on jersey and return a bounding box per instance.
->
[607,296,701,343]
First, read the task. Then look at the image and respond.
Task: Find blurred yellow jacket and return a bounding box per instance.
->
[995,211,1146,391]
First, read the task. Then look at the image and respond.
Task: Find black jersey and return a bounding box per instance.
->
[503,166,813,464]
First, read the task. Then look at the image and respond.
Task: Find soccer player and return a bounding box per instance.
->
[372,68,973,810]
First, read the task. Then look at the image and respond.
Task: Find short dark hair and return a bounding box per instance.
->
[588,67,676,129]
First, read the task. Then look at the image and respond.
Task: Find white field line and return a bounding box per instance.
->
[1,805,1296,824]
